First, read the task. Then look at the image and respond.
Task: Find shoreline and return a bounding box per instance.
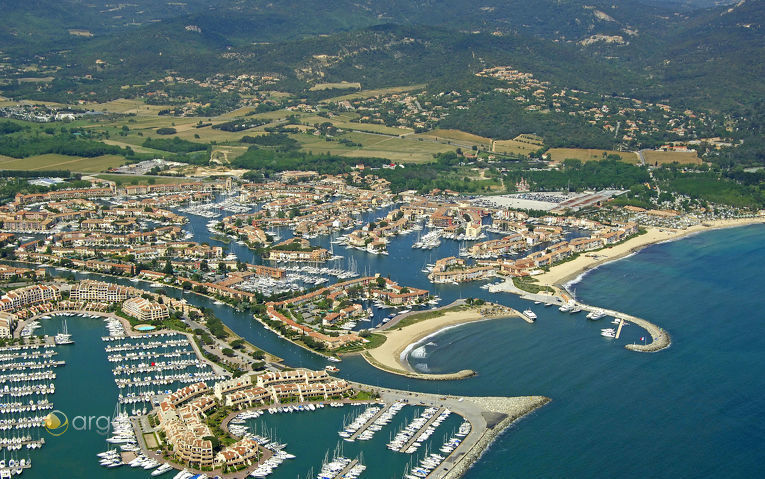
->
[360,303,521,380]
[534,216,765,288]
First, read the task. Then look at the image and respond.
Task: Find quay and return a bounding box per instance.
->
[399,406,446,453]
[349,403,392,441]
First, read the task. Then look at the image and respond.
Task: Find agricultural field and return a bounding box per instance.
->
[320,84,426,103]
[216,107,291,120]
[94,99,172,115]
[294,130,454,163]
[309,82,361,91]
[641,150,701,165]
[0,153,125,172]
[493,134,544,155]
[414,129,492,149]
[545,148,640,164]
[303,112,413,136]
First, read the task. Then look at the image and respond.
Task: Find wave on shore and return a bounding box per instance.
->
[398,324,467,370]
[410,345,429,359]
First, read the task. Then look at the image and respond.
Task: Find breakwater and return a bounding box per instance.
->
[490,278,671,353]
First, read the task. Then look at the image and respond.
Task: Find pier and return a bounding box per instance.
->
[331,458,359,479]
[615,318,625,339]
[399,407,446,453]
[348,403,392,441]
[0,359,64,371]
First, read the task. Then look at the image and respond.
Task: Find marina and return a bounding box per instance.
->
[0,177,757,479]
[0,340,63,476]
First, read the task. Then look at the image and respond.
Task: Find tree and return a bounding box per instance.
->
[163,260,173,275]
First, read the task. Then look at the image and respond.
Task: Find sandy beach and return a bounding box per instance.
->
[361,303,520,379]
[534,216,765,287]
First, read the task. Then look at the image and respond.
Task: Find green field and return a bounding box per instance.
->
[642,150,701,165]
[295,130,455,163]
[0,154,125,172]
[493,134,545,155]
[546,148,639,164]
[417,128,492,146]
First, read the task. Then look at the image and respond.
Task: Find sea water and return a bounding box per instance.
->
[415,224,765,478]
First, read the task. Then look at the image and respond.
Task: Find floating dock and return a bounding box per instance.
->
[400,407,446,453]
[331,459,359,479]
[615,318,625,339]
[349,403,392,441]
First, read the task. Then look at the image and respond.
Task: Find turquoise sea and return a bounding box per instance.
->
[11,222,765,478]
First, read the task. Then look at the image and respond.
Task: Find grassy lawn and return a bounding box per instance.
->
[394,305,469,329]
[0,153,126,172]
[512,276,555,294]
[362,333,386,349]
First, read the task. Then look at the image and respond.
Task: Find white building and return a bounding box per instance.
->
[122,297,169,322]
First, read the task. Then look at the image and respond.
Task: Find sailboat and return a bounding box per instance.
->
[54,320,74,345]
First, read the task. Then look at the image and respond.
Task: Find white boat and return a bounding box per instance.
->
[600,328,616,338]
[522,309,537,321]
[587,310,606,320]
[55,319,74,345]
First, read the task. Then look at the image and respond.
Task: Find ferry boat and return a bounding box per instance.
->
[522,309,537,321]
